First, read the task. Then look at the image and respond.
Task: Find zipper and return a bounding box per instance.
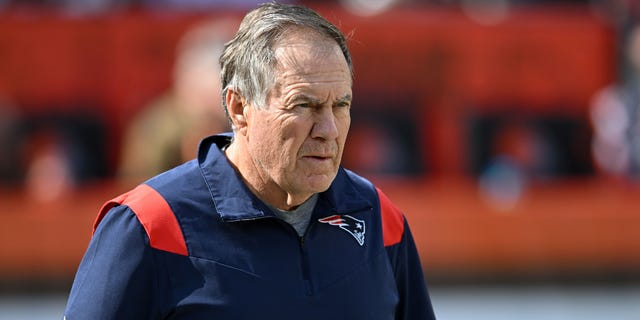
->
[272,218,314,296]
[299,234,313,296]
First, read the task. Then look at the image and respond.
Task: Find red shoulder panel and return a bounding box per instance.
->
[93,184,188,256]
[376,187,405,247]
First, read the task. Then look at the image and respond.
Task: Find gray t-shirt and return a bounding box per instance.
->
[267,194,318,237]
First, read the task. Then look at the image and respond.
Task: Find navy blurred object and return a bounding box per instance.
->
[15,110,109,201]
[0,99,22,185]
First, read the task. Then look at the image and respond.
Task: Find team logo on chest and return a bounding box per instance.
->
[318,215,366,246]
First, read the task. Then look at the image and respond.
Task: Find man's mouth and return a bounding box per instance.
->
[303,155,332,161]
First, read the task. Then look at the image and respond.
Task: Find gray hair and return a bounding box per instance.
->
[219,3,353,119]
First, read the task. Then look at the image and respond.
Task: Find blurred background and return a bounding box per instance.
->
[1,0,640,319]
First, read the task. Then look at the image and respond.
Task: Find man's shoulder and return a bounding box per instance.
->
[144,160,214,217]
[144,160,203,195]
[338,169,398,206]
[95,183,190,256]
[337,168,378,196]
[95,160,213,254]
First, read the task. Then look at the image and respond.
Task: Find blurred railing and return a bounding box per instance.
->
[1,177,639,286]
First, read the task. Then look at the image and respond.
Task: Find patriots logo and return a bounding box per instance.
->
[318,215,365,246]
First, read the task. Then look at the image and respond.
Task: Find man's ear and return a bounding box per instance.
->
[225,88,248,135]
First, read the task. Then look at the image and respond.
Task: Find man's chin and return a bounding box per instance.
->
[302,173,337,193]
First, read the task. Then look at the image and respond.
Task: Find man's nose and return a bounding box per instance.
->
[311,106,339,140]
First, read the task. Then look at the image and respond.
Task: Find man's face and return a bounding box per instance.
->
[244,29,352,205]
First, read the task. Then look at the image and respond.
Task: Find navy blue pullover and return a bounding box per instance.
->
[64,134,436,319]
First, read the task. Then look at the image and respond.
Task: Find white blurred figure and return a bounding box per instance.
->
[339,0,400,16]
[22,131,75,202]
[590,24,640,179]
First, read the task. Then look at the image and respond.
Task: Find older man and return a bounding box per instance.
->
[64,3,436,319]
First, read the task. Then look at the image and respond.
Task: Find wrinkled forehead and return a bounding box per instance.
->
[273,27,345,67]
[266,26,352,101]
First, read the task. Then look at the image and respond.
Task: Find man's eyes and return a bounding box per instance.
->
[291,101,350,109]
[294,103,311,109]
